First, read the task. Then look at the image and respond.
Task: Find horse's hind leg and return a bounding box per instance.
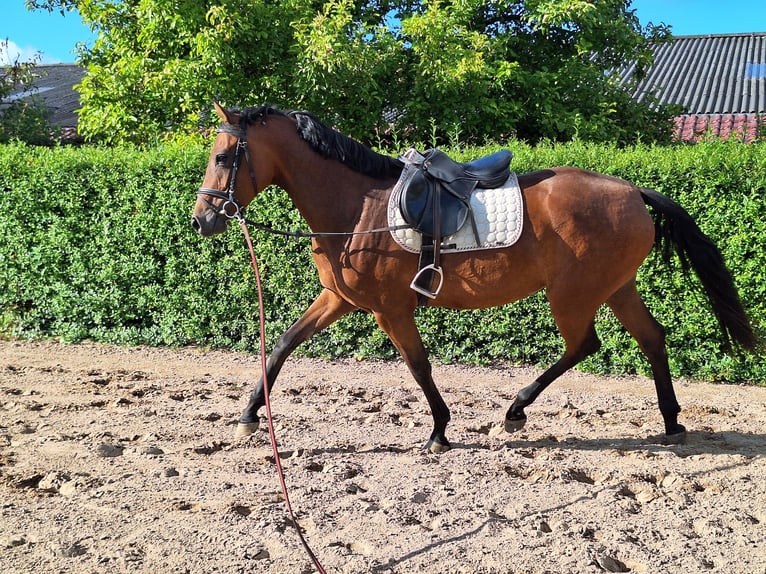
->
[505,315,602,432]
[373,310,451,453]
[606,280,685,441]
[236,289,355,437]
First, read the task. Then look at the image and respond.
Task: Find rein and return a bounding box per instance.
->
[237,213,328,574]
[198,125,328,572]
[245,219,411,239]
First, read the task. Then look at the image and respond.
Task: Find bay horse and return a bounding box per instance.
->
[192,103,758,453]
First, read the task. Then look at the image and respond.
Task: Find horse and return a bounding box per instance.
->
[192,102,759,453]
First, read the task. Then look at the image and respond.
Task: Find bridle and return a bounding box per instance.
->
[196,121,412,239]
[196,123,256,221]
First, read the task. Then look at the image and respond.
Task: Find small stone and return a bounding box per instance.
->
[2,535,26,548]
[596,554,629,572]
[411,492,428,503]
[95,443,124,458]
[163,467,180,477]
[38,471,70,492]
[59,481,78,497]
[58,542,87,558]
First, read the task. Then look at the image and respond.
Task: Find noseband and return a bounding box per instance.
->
[197,124,257,221]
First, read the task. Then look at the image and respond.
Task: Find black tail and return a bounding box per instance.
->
[639,187,760,352]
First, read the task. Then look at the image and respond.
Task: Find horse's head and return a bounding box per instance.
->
[192,102,403,237]
[191,103,263,236]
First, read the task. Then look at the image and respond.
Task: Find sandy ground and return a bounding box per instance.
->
[1,339,764,574]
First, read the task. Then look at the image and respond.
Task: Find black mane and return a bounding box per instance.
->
[238,106,403,180]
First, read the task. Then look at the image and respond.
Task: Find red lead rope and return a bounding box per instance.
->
[237,217,328,574]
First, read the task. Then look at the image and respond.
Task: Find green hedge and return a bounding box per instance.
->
[0,140,763,383]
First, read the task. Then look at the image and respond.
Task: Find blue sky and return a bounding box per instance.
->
[2,0,765,65]
[631,0,766,36]
[2,2,96,64]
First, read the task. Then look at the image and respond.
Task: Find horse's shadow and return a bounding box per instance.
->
[301,429,765,459]
[495,429,766,458]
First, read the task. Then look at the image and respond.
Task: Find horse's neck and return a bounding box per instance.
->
[277,145,394,234]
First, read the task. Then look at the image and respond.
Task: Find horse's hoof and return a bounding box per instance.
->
[662,427,687,445]
[234,421,260,438]
[504,416,527,433]
[424,439,451,454]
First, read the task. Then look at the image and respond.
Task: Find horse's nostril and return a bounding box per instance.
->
[191,216,201,232]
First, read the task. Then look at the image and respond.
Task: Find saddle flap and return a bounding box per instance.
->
[397,146,514,238]
[399,172,469,237]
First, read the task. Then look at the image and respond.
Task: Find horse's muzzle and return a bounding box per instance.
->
[190,210,229,237]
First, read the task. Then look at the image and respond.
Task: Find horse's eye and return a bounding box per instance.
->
[215,153,228,166]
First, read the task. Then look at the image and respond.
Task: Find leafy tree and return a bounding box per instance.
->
[29,0,315,144]
[0,40,54,145]
[28,0,676,145]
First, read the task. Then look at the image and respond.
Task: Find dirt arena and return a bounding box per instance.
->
[1,339,764,573]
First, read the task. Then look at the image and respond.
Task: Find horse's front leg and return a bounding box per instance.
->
[373,310,451,453]
[236,289,355,437]
[506,317,602,432]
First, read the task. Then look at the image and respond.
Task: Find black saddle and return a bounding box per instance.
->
[400,148,512,237]
[398,147,513,301]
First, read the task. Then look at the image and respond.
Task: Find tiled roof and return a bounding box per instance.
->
[617,33,766,142]
[619,33,766,114]
[674,113,764,143]
[5,64,85,129]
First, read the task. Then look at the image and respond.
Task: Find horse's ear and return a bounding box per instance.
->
[213,102,238,125]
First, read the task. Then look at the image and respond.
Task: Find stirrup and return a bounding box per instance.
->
[409,264,444,299]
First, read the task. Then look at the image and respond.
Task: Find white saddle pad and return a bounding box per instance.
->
[388,171,524,253]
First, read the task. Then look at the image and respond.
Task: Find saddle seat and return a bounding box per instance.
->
[435,149,514,187]
[400,148,512,238]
